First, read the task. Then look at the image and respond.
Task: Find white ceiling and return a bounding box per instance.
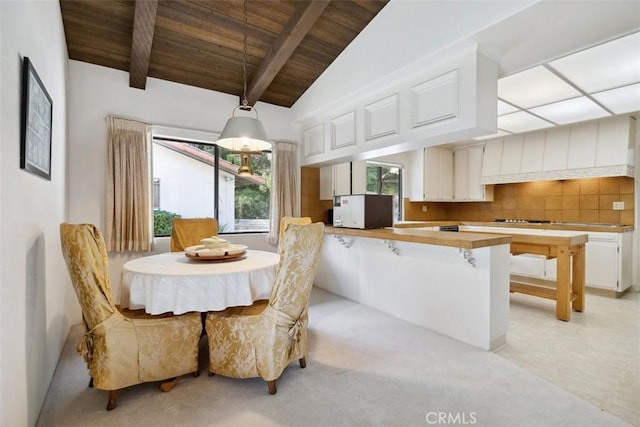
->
[477,31,640,139]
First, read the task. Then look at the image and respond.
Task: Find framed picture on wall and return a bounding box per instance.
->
[20,57,53,180]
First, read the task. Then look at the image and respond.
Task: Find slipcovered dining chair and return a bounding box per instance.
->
[60,223,202,410]
[205,222,324,394]
[278,216,312,256]
[170,217,218,252]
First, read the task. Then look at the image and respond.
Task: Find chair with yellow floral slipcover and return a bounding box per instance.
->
[278,216,312,256]
[59,223,202,410]
[205,222,324,394]
[170,217,218,252]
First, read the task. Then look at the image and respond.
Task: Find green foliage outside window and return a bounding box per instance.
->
[154,209,181,237]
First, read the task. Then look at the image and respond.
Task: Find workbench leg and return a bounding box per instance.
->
[572,244,585,312]
[556,246,571,321]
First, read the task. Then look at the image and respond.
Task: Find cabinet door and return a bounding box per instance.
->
[334,162,352,196]
[424,148,440,200]
[319,166,333,200]
[454,148,469,200]
[408,149,426,201]
[585,240,618,290]
[438,148,454,200]
[351,161,367,195]
[466,145,485,200]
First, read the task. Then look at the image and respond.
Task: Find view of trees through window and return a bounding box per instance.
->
[152,138,271,237]
[366,163,402,221]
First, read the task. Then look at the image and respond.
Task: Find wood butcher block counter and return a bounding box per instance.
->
[325,226,511,249]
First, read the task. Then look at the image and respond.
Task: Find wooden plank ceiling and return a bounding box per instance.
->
[59,0,389,108]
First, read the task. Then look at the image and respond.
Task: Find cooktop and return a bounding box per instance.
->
[494,219,551,224]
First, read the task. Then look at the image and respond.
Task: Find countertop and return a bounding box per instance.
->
[325,226,511,249]
[393,221,633,233]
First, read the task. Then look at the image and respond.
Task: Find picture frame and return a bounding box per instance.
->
[20,57,53,180]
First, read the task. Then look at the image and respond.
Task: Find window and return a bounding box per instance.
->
[151,134,271,237]
[366,162,402,221]
[152,178,160,210]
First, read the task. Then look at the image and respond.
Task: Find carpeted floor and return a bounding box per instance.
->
[36,287,634,427]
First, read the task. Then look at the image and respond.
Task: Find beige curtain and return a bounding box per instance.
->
[105,116,152,252]
[268,141,298,245]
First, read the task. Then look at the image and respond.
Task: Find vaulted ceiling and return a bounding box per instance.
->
[59,0,388,108]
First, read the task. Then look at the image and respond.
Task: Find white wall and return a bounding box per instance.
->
[0,1,69,425]
[67,61,295,308]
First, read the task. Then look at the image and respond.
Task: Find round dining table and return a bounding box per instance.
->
[120,250,279,315]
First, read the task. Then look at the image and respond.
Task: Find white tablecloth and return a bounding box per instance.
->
[121,250,279,315]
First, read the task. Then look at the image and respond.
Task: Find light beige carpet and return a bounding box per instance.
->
[37,288,631,427]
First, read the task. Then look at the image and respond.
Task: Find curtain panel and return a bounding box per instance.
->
[268,141,298,245]
[105,116,152,252]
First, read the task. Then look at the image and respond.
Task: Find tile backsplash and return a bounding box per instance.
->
[406,177,634,225]
[302,168,635,226]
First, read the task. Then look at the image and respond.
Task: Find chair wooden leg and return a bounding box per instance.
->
[208,371,215,377]
[106,390,118,411]
[267,380,277,395]
[193,369,200,377]
[159,377,179,392]
[89,377,94,388]
[299,357,306,369]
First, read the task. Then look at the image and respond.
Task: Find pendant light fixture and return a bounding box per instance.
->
[217,0,270,176]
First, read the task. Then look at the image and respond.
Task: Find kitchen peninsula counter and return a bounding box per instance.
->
[317,226,511,351]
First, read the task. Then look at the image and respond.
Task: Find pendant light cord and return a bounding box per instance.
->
[241,0,249,108]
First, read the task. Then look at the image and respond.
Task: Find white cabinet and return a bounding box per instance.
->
[454,145,493,201]
[585,231,632,291]
[319,161,367,200]
[424,147,454,200]
[334,162,351,196]
[409,147,454,201]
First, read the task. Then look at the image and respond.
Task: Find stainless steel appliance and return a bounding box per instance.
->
[333,194,393,229]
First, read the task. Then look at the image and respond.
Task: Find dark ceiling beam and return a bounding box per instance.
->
[129,0,159,89]
[245,0,330,106]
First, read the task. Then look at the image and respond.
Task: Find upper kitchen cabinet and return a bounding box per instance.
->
[481,115,636,184]
[319,161,367,200]
[409,147,453,201]
[454,145,494,201]
[409,145,492,202]
[298,47,498,167]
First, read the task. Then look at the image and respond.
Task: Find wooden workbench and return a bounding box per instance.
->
[464,230,588,321]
